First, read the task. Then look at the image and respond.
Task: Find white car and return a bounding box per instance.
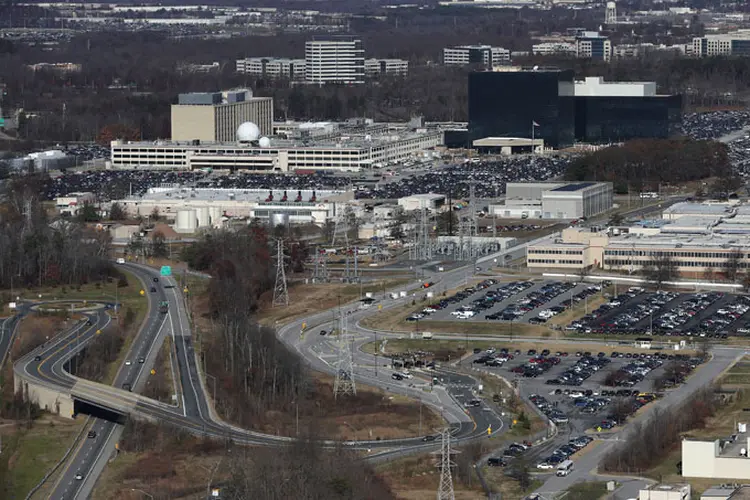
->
[536,462,555,470]
[125,360,132,366]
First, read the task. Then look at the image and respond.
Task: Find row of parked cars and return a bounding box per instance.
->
[535,435,594,470]
[605,357,663,388]
[529,393,568,425]
[451,281,534,320]
[408,279,500,321]
[487,281,575,322]
[545,354,611,387]
[700,297,750,336]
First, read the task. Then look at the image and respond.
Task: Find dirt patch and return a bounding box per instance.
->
[12,312,73,361]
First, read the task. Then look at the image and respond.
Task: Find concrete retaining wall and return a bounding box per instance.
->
[15,376,75,418]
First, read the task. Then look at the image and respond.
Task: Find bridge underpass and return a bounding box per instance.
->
[73,397,128,425]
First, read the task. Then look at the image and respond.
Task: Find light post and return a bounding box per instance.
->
[130,488,154,500]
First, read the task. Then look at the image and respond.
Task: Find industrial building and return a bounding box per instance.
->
[305,36,365,85]
[365,58,409,77]
[443,45,511,68]
[574,77,683,143]
[575,31,612,61]
[468,67,575,148]
[692,30,750,57]
[639,484,691,500]
[55,192,96,216]
[682,436,750,480]
[171,89,273,142]
[115,187,356,231]
[398,193,447,212]
[490,181,613,220]
[235,57,306,80]
[109,129,442,172]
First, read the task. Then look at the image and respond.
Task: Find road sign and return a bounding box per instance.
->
[95,330,101,335]
[597,426,602,432]
[378,304,382,310]
[160,265,172,276]
[512,419,517,426]
[150,369,156,375]
[301,322,307,331]
[487,425,492,435]
[139,290,145,296]
[183,287,189,294]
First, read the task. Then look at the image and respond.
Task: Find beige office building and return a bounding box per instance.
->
[171,89,273,142]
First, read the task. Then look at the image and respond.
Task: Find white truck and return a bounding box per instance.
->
[422,331,433,340]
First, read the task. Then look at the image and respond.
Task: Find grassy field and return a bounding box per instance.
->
[257,277,412,328]
[377,454,486,500]
[2,416,86,499]
[482,466,543,500]
[564,481,609,500]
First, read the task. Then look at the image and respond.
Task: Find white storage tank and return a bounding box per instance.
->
[196,206,210,228]
[175,209,197,233]
[271,212,290,227]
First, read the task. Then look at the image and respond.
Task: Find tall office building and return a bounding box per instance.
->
[468,67,575,149]
[443,45,511,68]
[574,77,682,143]
[692,31,750,57]
[305,36,365,84]
[575,32,612,61]
[171,89,273,142]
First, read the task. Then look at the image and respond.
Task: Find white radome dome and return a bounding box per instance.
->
[236,122,261,142]
[258,136,271,148]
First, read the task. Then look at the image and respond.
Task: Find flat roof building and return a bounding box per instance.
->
[171,88,273,142]
[468,67,575,149]
[305,36,365,85]
[639,484,691,500]
[443,45,511,68]
[493,181,613,220]
[692,31,750,57]
[365,58,409,77]
[574,77,682,143]
[575,31,612,61]
[109,130,442,172]
[235,57,306,81]
[398,193,446,212]
[683,437,750,480]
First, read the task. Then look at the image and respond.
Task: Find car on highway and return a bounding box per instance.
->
[319,330,327,336]
[122,382,132,391]
[536,461,555,470]
[487,457,507,467]
[150,287,156,293]
[87,430,97,439]
[75,472,83,480]
[138,357,145,364]
[391,373,404,381]
[34,355,41,361]
[422,435,437,442]
[153,277,159,283]
[125,360,132,366]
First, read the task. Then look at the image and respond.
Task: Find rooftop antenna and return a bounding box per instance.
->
[272,239,289,307]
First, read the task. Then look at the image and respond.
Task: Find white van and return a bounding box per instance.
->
[556,460,574,477]
[116,258,125,264]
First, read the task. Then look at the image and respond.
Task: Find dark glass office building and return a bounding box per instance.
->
[468,68,575,149]
[574,96,682,143]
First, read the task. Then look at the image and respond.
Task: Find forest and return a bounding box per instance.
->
[564,138,737,194]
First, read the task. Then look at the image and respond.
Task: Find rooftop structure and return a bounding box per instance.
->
[574,77,657,97]
[683,436,750,480]
[639,484,691,500]
[662,202,736,220]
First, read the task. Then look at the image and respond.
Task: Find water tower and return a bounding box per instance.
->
[605,1,617,24]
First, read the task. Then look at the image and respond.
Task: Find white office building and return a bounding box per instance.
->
[365,58,409,77]
[235,57,306,80]
[532,42,576,56]
[575,32,612,61]
[305,36,365,84]
[692,31,750,57]
[443,45,511,68]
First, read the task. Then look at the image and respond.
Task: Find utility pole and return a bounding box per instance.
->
[272,239,289,307]
[437,427,456,500]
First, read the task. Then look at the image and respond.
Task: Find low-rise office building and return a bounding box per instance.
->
[692,31,750,57]
[56,192,96,216]
[575,32,612,61]
[109,130,442,172]
[443,45,510,68]
[682,437,750,480]
[235,57,306,80]
[365,58,409,77]
[398,193,446,212]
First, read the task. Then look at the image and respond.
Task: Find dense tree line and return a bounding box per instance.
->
[600,387,717,473]
[0,176,113,289]
[565,138,735,194]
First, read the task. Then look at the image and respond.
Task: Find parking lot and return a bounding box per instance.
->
[410,280,605,325]
[568,287,750,339]
[472,346,705,470]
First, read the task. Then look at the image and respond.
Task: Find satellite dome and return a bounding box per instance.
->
[259,136,271,148]
[236,122,261,142]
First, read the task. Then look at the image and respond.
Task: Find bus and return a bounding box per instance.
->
[556,460,574,477]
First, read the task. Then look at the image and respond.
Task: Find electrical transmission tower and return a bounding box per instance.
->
[272,239,289,307]
[311,248,330,283]
[332,205,354,247]
[333,309,356,398]
[436,427,456,500]
[409,209,433,261]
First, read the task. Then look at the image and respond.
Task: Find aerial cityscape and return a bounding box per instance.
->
[3,0,750,499]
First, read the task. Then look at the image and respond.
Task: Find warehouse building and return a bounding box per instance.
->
[398,193,446,212]
[490,181,613,220]
[109,129,442,172]
[682,437,750,480]
[171,89,273,142]
[116,187,355,230]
